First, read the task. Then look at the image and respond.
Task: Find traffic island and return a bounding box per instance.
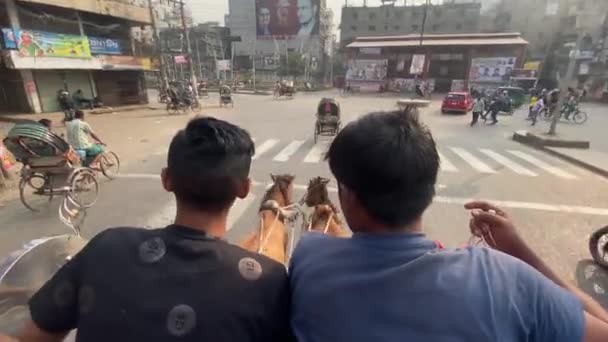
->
[512,130,608,178]
[512,130,590,149]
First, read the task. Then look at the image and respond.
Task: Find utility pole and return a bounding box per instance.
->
[419,0,430,46]
[195,38,202,79]
[178,0,199,99]
[250,40,257,92]
[549,35,582,135]
[147,0,168,91]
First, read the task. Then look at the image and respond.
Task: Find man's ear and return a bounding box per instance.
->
[161,168,172,192]
[236,178,251,199]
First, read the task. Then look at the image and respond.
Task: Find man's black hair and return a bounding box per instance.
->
[326,111,439,227]
[167,117,255,211]
[75,110,85,119]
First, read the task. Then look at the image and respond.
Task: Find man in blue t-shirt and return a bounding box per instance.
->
[289,110,608,342]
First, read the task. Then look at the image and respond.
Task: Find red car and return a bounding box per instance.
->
[441,92,473,114]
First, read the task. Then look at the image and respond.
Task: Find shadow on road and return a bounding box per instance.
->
[575,259,608,309]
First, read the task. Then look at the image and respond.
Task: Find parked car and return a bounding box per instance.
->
[441,92,473,114]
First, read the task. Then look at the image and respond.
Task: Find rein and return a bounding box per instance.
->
[256,199,298,254]
[307,211,333,234]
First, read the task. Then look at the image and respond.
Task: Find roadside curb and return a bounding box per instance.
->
[512,130,608,179]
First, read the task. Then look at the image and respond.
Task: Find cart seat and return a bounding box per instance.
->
[27,156,69,169]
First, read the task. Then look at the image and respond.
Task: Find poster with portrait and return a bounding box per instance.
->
[469,57,517,83]
[345,59,388,82]
[255,0,320,39]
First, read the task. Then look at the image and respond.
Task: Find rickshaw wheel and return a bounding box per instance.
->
[100,151,120,179]
[67,169,99,209]
[19,174,52,212]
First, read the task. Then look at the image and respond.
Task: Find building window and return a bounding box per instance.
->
[456,23,463,30]
[433,24,440,31]
[369,25,376,31]
[384,25,389,31]
[369,13,376,20]
[412,24,419,31]
[394,25,400,31]
[351,25,357,31]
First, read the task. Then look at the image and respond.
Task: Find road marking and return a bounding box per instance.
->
[437,151,458,172]
[303,141,329,163]
[273,140,305,162]
[253,139,279,159]
[227,195,257,230]
[117,173,160,179]
[478,149,537,176]
[450,147,496,173]
[434,196,608,216]
[112,174,608,216]
[507,150,577,179]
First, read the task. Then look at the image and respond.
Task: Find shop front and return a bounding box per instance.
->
[346,33,529,94]
[93,55,155,106]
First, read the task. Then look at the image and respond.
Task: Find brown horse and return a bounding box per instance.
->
[238,174,295,265]
[303,177,350,237]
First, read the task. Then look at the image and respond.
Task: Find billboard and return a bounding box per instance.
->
[345,59,388,82]
[255,0,320,39]
[1,29,91,58]
[469,57,516,83]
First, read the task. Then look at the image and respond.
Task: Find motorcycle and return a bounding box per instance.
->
[589,225,608,269]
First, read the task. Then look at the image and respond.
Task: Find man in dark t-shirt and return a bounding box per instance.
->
[12,117,292,342]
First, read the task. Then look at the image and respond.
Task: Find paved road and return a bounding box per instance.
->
[1,90,607,308]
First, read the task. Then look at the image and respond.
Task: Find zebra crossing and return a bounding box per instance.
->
[248,137,579,180]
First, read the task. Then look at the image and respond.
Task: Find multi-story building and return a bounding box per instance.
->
[0,0,156,114]
[340,1,482,48]
[226,0,334,82]
[482,0,608,97]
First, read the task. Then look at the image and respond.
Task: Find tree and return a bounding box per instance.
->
[277,52,306,79]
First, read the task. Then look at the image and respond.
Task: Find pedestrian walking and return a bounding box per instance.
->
[470,96,485,126]
[530,96,545,126]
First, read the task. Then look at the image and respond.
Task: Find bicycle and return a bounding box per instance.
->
[541,106,588,124]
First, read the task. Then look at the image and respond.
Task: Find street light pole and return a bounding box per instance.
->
[147,0,168,91]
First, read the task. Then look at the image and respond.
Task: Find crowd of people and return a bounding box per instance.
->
[2,110,608,342]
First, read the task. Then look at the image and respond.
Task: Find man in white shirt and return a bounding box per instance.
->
[296,0,318,37]
[65,110,105,165]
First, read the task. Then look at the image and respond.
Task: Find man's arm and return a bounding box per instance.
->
[83,123,104,145]
[466,201,608,341]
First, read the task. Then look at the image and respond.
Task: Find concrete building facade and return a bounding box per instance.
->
[225,0,334,82]
[340,1,482,47]
[0,0,155,113]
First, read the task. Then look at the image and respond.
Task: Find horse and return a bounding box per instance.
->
[238,174,295,265]
[302,177,350,237]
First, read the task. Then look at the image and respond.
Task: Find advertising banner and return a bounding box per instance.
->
[345,59,388,82]
[216,60,231,71]
[89,37,123,55]
[1,28,17,49]
[469,57,516,83]
[99,55,156,70]
[4,29,91,58]
[410,54,426,75]
[255,0,320,39]
[174,55,187,64]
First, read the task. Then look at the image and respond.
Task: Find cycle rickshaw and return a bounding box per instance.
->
[314,98,341,143]
[3,123,105,212]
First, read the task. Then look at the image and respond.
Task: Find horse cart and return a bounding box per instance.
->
[314,98,341,143]
[2,123,113,213]
[0,233,88,336]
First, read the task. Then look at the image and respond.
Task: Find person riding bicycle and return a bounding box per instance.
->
[289,110,608,342]
[7,117,292,342]
[563,88,579,120]
[65,110,105,166]
[530,95,545,126]
[219,84,232,102]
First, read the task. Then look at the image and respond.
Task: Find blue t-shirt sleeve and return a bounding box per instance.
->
[515,260,585,342]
